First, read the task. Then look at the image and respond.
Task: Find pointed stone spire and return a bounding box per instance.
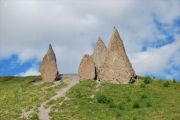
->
[96,37,106,49]
[40,44,59,82]
[91,37,107,79]
[108,27,135,73]
[46,44,56,62]
[108,27,126,57]
[78,54,95,80]
[98,27,136,83]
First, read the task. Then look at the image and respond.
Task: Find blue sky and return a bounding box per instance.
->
[0,54,40,76]
[0,0,180,80]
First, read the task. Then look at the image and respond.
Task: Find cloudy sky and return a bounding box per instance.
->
[0,0,180,80]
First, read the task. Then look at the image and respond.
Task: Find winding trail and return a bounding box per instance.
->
[38,75,79,120]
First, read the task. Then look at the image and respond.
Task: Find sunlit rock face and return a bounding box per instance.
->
[91,37,107,80]
[98,27,136,84]
[40,44,59,82]
[78,54,96,80]
[78,27,136,84]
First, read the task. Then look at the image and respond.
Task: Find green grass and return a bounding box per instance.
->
[49,77,180,120]
[0,76,180,120]
[0,76,66,120]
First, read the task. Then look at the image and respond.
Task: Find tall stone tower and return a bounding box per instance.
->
[78,27,136,84]
[98,27,136,83]
[40,44,60,82]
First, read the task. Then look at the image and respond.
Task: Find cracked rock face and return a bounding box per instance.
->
[98,27,136,83]
[40,44,59,82]
[91,37,107,80]
[78,54,95,80]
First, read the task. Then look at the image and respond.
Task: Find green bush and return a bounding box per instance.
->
[163,81,170,87]
[28,111,39,120]
[173,79,176,83]
[146,102,152,107]
[109,99,116,108]
[126,96,131,102]
[143,76,151,84]
[140,94,147,99]
[140,83,146,88]
[133,118,137,120]
[115,110,121,118]
[96,94,110,104]
[117,103,124,110]
[76,90,82,98]
[132,102,140,108]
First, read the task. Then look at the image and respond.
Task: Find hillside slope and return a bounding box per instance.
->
[0,76,179,120]
[48,77,180,120]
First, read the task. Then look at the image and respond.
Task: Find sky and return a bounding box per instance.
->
[0,0,180,80]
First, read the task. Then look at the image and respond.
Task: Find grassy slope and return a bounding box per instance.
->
[49,77,180,120]
[0,76,66,120]
[0,76,179,120]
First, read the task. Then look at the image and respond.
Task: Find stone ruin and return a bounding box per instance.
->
[78,27,136,84]
[40,44,60,82]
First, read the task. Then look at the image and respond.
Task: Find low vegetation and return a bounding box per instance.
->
[0,76,179,120]
[0,76,66,120]
[48,77,180,120]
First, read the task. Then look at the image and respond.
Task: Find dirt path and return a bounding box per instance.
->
[38,75,79,120]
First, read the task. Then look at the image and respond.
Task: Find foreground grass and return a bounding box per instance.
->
[49,77,180,120]
[0,76,66,120]
[0,76,179,120]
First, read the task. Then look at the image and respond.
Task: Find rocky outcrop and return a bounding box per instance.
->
[91,37,107,80]
[78,54,96,80]
[40,44,59,82]
[78,27,136,84]
[98,27,136,84]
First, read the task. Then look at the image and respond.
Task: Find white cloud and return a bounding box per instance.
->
[132,38,180,75]
[17,67,40,76]
[0,0,180,79]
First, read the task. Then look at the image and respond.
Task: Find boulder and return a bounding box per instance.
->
[40,44,59,82]
[91,37,107,80]
[78,54,96,80]
[98,27,136,83]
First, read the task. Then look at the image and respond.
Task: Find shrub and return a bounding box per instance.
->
[173,79,176,83]
[163,81,170,87]
[76,90,82,98]
[143,76,151,84]
[140,94,147,99]
[109,99,116,108]
[140,83,146,88]
[132,102,140,108]
[117,103,124,110]
[96,94,110,104]
[114,109,121,118]
[146,102,152,107]
[133,118,137,120]
[126,96,131,102]
[28,112,38,120]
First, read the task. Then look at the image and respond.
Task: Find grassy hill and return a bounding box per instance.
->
[0,76,179,120]
[0,76,67,120]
